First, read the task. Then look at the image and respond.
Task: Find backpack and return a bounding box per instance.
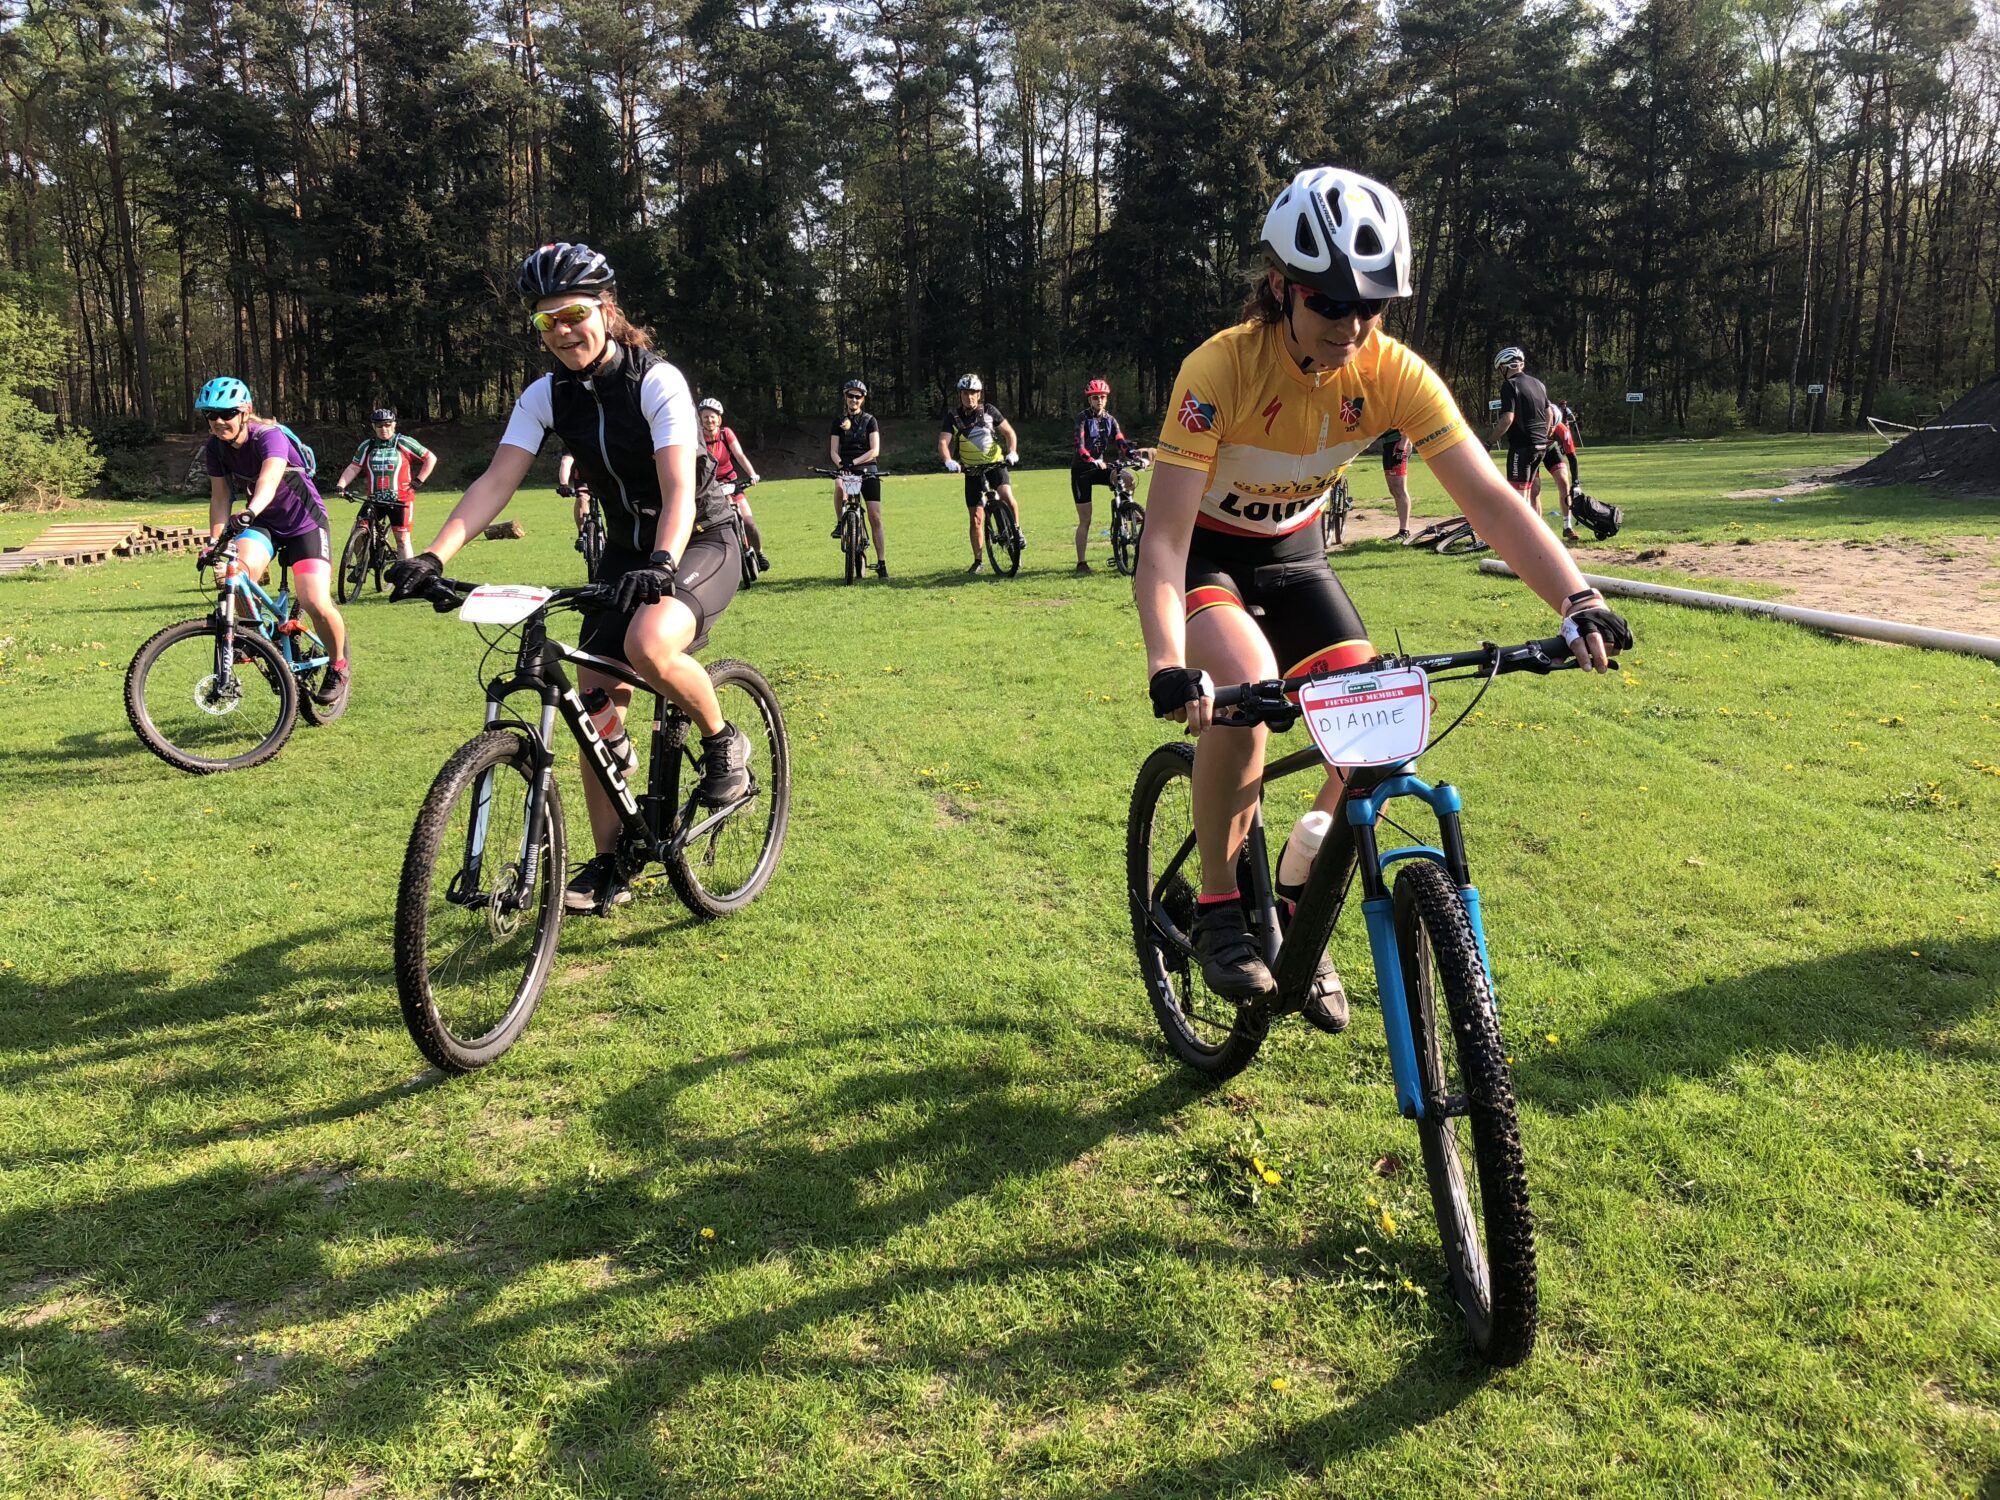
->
[1570,489,1622,540]
[273,422,317,478]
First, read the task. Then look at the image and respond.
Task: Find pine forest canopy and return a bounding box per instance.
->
[8,0,1999,444]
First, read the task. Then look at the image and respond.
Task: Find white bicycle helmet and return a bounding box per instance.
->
[1258,167,1413,301]
[1494,346,1526,369]
[698,397,725,415]
[956,373,983,392]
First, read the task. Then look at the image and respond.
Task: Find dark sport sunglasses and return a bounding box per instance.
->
[200,407,245,421]
[1293,286,1385,321]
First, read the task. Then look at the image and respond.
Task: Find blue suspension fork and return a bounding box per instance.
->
[1345,772,1497,1120]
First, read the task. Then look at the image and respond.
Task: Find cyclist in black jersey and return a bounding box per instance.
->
[1138,170,1631,1010]
[389,241,749,914]
[1490,347,1550,498]
[1379,428,1413,539]
[828,379,887,576]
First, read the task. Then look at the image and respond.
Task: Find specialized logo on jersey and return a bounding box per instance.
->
[1262,399,1283,434]
[1339,396,1365,429]
[1178,394,1217,434]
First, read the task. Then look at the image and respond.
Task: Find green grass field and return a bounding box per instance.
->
[2,436,1996,1496]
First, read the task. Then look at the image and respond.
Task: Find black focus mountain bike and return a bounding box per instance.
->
[972,461,1022,577]
[1108,445,1150,578]
[571,483,606,581]
[1405,512,1489,556]
[392,575,791,1073]
[816,467,875,583]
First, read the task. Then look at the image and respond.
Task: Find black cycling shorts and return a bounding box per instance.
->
[963,466,1009,510]
[1505,444,1541,489]
[1381,437,1409,478]
[581,526,741,664]
[361,494,413,531]
[1070,462,1115,506]
[259,523,331,574]
[1540,444,1569,475]
[1183,524,1374,680]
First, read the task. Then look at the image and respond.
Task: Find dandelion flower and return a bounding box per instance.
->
[1270,1376,1289,1391]
[700,1227,716,1240]
[1262,1169,1282,1186]
[1378,1208,1398,1236]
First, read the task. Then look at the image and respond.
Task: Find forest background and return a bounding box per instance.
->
[7,0,2000,484]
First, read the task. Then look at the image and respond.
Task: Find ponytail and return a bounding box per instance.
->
[602,296,656,353]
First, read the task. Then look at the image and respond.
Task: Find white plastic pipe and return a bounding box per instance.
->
[1477,561,2000,662]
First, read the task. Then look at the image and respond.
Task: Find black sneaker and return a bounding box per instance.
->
[967,558,984,575]
[564,853,631,914]
[755,550,771,573]
[1073,560,1093,574]
[698,723,751,806]
[830,522,846,539]
[874,561,888,578]
[1190,900,1276,1001]
[311,665,349,705]
[1301,953,1349,1034]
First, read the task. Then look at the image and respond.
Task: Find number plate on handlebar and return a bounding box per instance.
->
[459,584,555,625]
[1297,666,1431,768]
[837,473,863,497]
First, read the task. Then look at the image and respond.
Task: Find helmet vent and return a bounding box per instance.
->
[1355,226,1382,256]
[1294,218,1321,259]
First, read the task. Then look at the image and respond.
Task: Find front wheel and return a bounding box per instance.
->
[580,513,606,582]
[124,618,298,774]
[1323,479,1350,550]
[984,498,1021,577]
[841,510,863,584]
[1128,742,1267,1080]
[1394,859,1536,1365]
[1436,524,1490,557]
[1111,501,1142,577]
[662,659,791,918]
[395,731,566,1073]
[337,526,373,605]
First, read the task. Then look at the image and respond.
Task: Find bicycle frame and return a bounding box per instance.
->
[1145,747,1495,1126]
[466,605,756,907]
[212,552,330,674]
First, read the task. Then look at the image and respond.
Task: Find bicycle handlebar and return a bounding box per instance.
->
[1210,637,1598,726]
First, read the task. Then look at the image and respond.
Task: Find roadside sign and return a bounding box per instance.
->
[1625,392,1645,403]
[1806,383,1825,395]
[1487,399,1503,411]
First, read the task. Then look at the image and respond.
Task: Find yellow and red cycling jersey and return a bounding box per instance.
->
[1154,321,1472,540]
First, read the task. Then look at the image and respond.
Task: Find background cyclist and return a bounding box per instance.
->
[387,241,750,915]
[1379,428,1413,540]
[699,397,768,573]
[828,378,888,578]
[937,373,1022,574]
[197,374,350,705]
[1537,402,1578,539]
[1136,169,1630,1021]
[1490,345,1550,515]
[1071,377,1126,573]
[334,406,436,563]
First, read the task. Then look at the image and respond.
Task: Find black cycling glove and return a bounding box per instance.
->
[612,554,677,614]
[556,483,574,498]
[387,551,445,603]
[1561,605,1633,654]
[1149,666,1214,719]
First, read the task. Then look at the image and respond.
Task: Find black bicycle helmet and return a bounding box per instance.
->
[843,378,868,396]
[517,241,616,304]
[369,406,397,423]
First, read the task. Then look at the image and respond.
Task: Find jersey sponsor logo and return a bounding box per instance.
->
[1414,423,1455,448]
[1216,491,1325,527]
[1177,393,1217,433]
[1339,396,1364,429]
[1262,398,1283,434]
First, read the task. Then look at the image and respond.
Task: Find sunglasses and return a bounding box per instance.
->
[844,392,864,399]
[200,408,244,421]
[528,301,599,333]
[1294,287,1385,321]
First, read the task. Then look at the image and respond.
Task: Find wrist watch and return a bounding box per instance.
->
[649,549,676,571]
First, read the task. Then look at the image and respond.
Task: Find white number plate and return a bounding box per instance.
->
[459,584,555,625]
[837,473,863,497]
[1297,666,1431,768]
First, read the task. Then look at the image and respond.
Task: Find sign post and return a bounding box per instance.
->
[1625,390,1644,438]
[1805,383,1825,436]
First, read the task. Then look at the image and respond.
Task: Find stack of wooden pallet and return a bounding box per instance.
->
[0,521,203,576]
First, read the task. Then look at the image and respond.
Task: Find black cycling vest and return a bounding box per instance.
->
[547,342,734,552]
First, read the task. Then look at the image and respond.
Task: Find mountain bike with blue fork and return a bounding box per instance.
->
[1127,634,1606,1365]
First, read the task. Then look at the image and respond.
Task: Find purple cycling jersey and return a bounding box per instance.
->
[204,422,326,538]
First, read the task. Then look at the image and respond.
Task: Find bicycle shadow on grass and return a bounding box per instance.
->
[0,1014,1482,1486]
[1511,933,2000,1114]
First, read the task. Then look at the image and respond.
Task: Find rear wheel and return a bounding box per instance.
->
[662,660,791,918]
[337,526,372,604]
[124,618,298,774]
[1127,742,1267,1080]
[395,731,565,1073]
[1394,859,1536,1365]
[291,601,347,727]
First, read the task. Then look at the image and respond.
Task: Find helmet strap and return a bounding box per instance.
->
[1280,282,1316,372]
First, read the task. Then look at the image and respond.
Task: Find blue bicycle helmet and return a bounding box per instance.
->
[196,376,252,413]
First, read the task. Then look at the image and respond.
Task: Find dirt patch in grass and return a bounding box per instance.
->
[1590,535,2000,638]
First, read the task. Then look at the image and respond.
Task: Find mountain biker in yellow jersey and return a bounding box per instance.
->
[937,373,1022,574]
[196,375,351,705]
[387,241,750,915]
[335,407,436,563]
[829,379,888,577]
[1135,168,1631,1023]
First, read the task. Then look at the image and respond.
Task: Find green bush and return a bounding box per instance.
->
[0,297,103,506]
[100,448,166,500]
[84,414,159,450]
[1681,388,1745,436]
